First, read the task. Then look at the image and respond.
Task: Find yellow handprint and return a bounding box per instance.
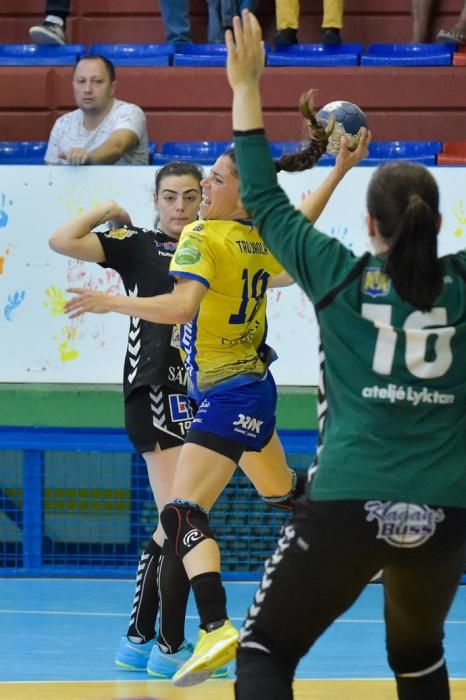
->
[59,184,86,217]
[452,200,466,238]
[43,285,66,316]
[54,325,79,362]
[90,177,122,207]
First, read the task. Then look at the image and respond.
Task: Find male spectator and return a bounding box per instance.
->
[45,55,149,166]
[29,1,69,45]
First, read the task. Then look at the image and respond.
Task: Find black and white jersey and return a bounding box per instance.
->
[96,226,187,399]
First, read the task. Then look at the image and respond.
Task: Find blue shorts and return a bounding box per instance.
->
[186,371,277,459]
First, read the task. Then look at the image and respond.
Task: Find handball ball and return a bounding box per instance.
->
[315,100,368,156]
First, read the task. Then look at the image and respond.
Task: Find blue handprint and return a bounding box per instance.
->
[4,290,26,321]
[0,193,13,229]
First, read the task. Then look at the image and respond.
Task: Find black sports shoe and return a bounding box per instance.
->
[274,28,298,47]
[322,28,341,46]
[29,20,66,45]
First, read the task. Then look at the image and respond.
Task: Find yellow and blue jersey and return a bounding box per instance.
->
[169,218,283,401]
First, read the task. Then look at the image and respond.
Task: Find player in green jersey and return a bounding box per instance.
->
[222,11,466,700]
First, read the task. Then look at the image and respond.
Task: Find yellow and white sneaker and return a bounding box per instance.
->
[172,619,239,687]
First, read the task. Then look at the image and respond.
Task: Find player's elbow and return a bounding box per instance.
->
[176,302,197,324]
[48,233,65,253]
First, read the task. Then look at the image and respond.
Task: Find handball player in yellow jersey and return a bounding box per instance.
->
[65,127,368,685]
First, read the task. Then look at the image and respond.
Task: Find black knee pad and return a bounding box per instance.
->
[387,641,444,676]
[161,500,215,559]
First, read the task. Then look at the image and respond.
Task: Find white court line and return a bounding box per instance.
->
[2,677,466,685]
[0,609,464,624]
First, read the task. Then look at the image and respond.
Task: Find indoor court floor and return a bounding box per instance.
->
[0,578,464,700]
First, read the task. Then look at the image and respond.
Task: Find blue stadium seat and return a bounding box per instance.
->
[361,43,454,66]
[172,44,228,66]
[0,141,47,164]
[270,141,307,158]
[88,44,173,66]
[316,141,443,166]
[267,43,362,67]
[153,140,234,164]
[0,45,85,66]
[148,141,158,164]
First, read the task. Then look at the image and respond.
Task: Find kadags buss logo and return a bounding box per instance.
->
[365,501,444,548]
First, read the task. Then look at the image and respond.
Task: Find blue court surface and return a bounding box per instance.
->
[0,578,464,683]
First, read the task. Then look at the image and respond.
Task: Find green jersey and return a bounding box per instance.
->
[235,132,466,508]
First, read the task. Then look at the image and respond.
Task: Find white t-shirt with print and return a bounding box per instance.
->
[45,98,149,165]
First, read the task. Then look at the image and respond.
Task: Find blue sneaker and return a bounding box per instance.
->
[147,639,229,679]
[115,635,155,670]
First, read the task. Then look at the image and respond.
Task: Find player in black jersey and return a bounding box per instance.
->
[226,12,466,700]
[49,161,229,678]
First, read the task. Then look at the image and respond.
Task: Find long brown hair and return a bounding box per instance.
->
[367,162,442,311]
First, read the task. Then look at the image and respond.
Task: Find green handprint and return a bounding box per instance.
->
[43,285,66,316]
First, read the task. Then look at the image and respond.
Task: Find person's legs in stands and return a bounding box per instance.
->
[239,1,261,14]
[29,0,69,45]
[208,0,224,42]
[274,0,299,46]
[159,0,192,44]
[411,0,436,42]
[436,0,466,44]
[322,0,344,45]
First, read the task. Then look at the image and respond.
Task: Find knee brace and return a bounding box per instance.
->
[160,500,215,559]
[262,469,307,511]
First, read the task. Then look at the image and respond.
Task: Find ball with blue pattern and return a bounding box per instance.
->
[316,100,368,155]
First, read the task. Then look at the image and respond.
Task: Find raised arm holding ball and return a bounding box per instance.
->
[227,11,466,700]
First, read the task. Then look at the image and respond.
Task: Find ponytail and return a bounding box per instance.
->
[367,163,442,311]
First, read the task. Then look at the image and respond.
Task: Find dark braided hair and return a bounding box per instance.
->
[275,90,333,173]
[223,91,333,177]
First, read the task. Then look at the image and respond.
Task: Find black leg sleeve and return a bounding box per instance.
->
[156,538,190,653]
[126,539,161,643]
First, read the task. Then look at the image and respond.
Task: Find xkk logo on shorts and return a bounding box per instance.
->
[365,501,445,548]
[233,413,264,437]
